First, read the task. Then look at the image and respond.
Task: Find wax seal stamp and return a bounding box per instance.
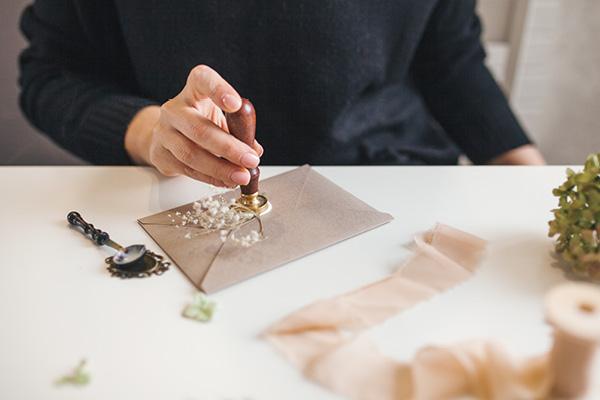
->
[226,98,272,215]
[67,211,170,278]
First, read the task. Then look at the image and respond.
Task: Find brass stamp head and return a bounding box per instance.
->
[236,192,272,216]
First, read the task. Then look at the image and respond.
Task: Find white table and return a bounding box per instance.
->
[0,166,598,400]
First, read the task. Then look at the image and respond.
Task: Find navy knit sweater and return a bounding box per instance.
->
[19,0,531,165]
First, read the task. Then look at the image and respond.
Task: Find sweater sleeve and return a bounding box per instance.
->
[412,0,531,164]
[18,0,158,165]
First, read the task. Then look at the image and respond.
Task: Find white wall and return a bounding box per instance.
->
[533,0,600,164]
[479,0,600,164]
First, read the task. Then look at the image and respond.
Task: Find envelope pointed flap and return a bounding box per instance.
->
[200,226,271,293]
[201,166,393,293]
[137,221,224,287]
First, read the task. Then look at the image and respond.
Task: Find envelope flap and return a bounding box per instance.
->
[137,188,241,286]
[200,167,393,293]
[137,222,223,286]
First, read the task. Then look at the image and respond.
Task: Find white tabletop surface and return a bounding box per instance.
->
[0,166,598,400]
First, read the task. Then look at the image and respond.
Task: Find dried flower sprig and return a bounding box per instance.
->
[182,293,216,322]
[549,153,600,281]
[169,195,265,247]
[55,359,90,387]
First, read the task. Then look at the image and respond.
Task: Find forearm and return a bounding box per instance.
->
[488,144,546,165]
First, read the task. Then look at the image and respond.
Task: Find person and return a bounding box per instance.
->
[19,1,545,188]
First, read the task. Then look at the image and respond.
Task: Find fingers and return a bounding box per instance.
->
[253,140,264,157]
[148,144,229,187]
[151,65,264,186]
[183,64,242,113]
[162,100,260,169]
[159,126,251,186]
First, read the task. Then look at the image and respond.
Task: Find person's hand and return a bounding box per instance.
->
[488,144,546,165]
[125,65,263,187]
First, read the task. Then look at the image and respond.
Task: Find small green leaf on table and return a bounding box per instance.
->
[183,293,216,322]
[55,359,90,387]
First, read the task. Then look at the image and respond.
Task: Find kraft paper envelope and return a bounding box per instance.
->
[138,165,393,293]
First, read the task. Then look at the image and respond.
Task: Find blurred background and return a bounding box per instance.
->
[1,0,598,165]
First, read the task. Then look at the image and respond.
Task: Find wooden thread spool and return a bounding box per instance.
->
[225,98,271,215]
[545,283,600,397]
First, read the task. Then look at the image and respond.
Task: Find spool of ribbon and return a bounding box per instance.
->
[546,283,600,397]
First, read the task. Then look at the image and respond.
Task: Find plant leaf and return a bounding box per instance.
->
[182,293,216,322]
[55,359,90,387]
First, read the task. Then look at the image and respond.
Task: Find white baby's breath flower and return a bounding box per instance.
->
[169,194,264,247]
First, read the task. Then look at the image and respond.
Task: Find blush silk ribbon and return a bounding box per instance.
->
[265,224,553,399]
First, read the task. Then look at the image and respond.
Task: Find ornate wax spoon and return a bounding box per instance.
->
[67,211,169,278]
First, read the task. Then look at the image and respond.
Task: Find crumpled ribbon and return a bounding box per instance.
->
[265,224,551,399]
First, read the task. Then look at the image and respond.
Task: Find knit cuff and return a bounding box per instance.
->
[77,94,158,165]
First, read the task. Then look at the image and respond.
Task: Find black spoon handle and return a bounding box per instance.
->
[67,211,110,246]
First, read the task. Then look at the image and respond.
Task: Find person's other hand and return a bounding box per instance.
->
[488,144,546,165]
[125,65,263,187]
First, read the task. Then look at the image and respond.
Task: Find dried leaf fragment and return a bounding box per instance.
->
[182,293,216,322]
[55,359,90,387]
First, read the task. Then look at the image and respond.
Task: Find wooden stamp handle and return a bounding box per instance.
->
[225,98,260,195]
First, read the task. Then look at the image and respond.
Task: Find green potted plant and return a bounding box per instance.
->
[549,153,600,281]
